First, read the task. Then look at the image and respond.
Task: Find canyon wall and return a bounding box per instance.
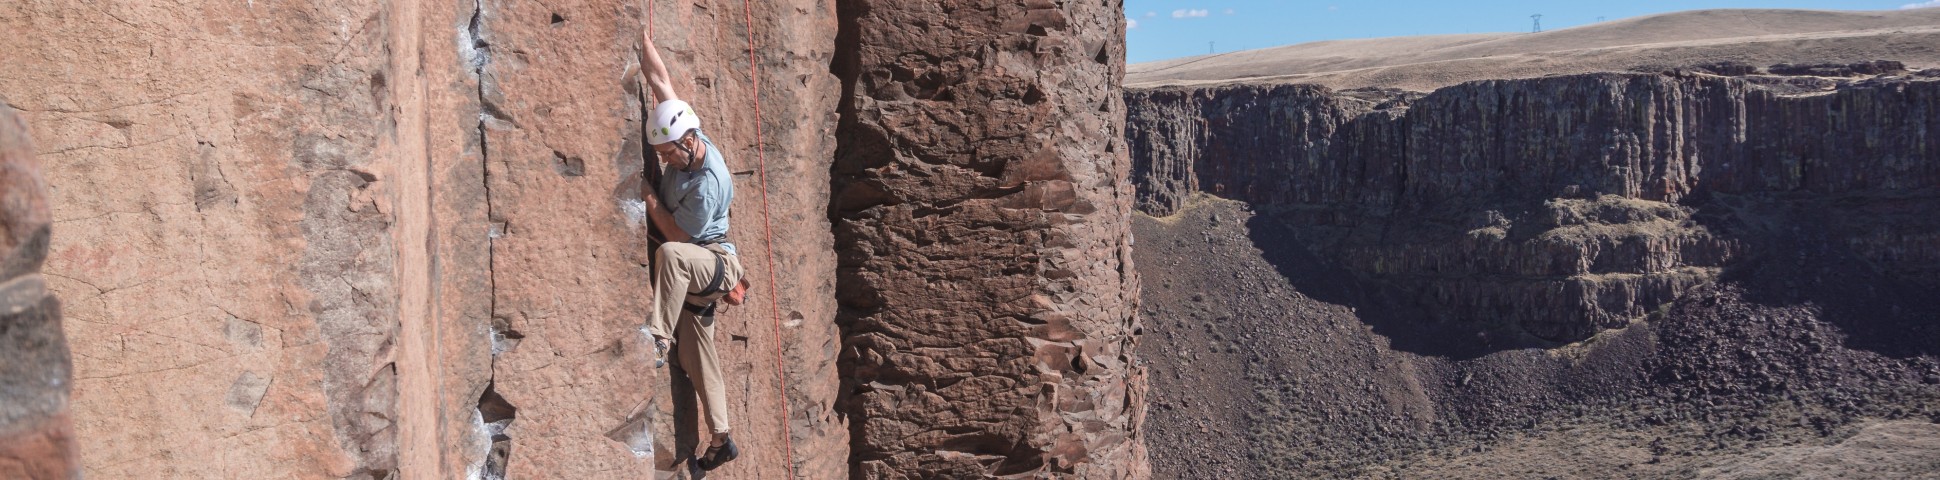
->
[1126,72,1940,343]
[1127,67,1940,477]
[831,0,1147,477]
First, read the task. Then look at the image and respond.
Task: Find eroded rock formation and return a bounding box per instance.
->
[832,0,1147,477]
[0,103,73,479]
[1127,72,1940,343]
[1126,69,1940,478]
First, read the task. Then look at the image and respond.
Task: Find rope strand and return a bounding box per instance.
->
[742,1,799,477]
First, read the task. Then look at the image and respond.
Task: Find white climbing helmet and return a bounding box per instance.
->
[648,100,701,145]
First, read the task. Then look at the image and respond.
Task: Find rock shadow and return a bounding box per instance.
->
[1691,191,1940,359]
[1240,207,1554,361]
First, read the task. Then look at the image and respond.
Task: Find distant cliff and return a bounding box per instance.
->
[1126,71,1940,342]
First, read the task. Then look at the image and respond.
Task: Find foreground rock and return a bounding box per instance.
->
[1,0,1147,477]
[0,1,847,477]
[0,103,72,479]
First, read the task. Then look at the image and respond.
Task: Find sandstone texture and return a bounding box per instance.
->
[0,103,74,479]
[831,0,1147,477]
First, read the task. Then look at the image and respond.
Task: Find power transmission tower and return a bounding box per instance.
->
[1208,41,1215,54]
[1531,14,1543,33]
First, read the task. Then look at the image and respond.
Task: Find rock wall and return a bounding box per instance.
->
[831,0,1147,477]
[0,0,847,478]
[1126,72,1940,342]
[468,0,843,478]
[2,1,413,476]
[0,103,74,479]
[3,0,1152,477]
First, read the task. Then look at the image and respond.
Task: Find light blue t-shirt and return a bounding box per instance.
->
[657,132,735,255]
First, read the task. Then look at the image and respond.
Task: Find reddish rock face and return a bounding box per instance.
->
[832,0,1148,477]
[1,0,1149,477]
[0,103,74,479]
[0,0,851,477]
[471,0,845,478]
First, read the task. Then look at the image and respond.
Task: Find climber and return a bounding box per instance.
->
[639,25,746,471]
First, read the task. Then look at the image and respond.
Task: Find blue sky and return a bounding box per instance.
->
[1126,1,1940,63]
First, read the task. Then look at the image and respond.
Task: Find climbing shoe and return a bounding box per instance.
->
[695,434,740,471]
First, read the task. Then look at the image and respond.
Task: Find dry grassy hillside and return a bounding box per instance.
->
[1129,8,1940,90]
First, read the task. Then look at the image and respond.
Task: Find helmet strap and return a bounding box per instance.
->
[674,131,703,172]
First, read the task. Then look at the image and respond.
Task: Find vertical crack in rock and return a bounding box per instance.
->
[827,1,868,473]
[465,0,513,477]
[475,380,517,479]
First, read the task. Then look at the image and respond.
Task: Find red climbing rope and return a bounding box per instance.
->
[647,2,795,476]
[742,1,799,478]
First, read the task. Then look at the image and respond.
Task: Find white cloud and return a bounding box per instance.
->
[1224,8,1235,15]
[1904,0,1940,8]
[1128,18,1139,29]
[1145,11,1157,18]
[1172,9,1210,18]
[1329,6,1340,11]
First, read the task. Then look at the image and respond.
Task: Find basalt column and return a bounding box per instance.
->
[831,1,1148,478]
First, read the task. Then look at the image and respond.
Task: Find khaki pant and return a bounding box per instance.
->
[646,242,742,436]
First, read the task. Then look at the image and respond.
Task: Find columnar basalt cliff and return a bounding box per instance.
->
[1128,72,1940,343]
[831,0,1147,477]
[1126,68,1940,477]
[1,0,1146,478]
[0,103,74,479]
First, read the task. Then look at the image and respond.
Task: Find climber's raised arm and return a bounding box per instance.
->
[640,28,679,103]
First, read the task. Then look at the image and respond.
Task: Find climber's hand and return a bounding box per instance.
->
[640,180,660,209]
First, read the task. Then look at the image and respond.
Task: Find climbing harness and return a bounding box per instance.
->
[681,240,734,317]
